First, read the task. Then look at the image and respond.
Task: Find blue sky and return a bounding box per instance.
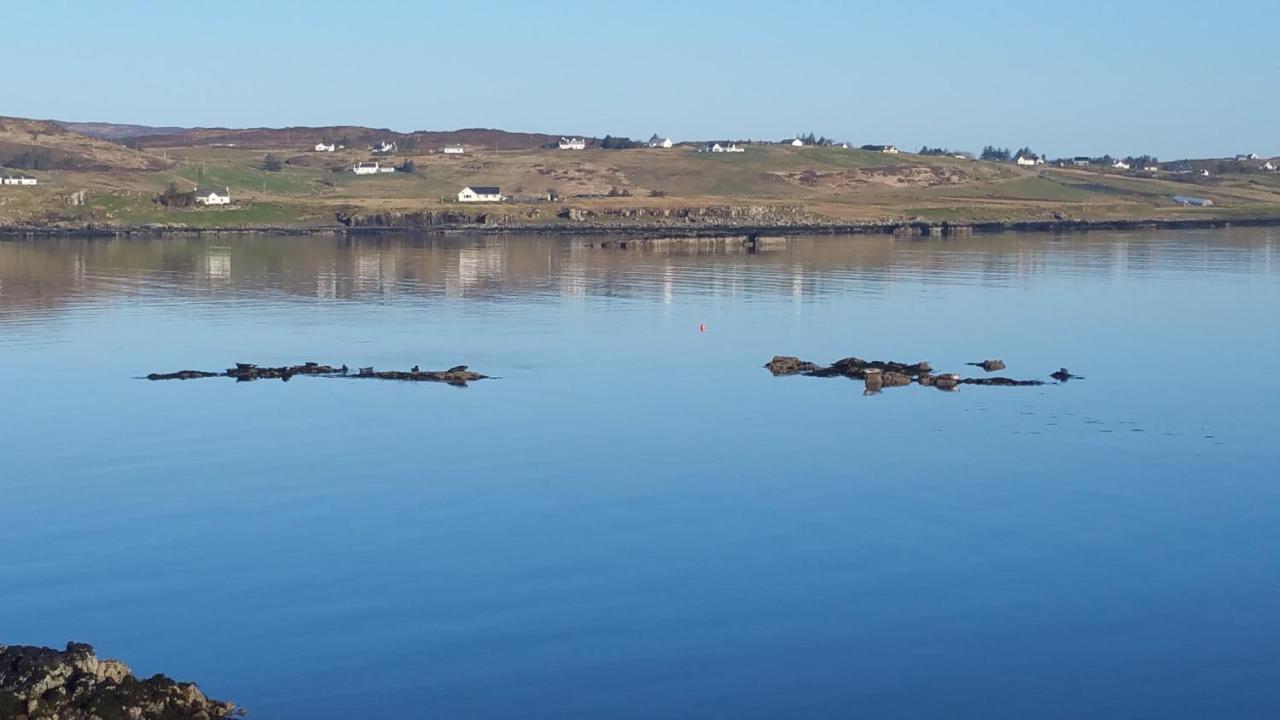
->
[6,0,1277,159]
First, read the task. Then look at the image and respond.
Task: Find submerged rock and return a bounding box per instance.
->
[766,355,1061,394]
[0,642,241,719]
[1051,368,1084,382]
[763,356,820,376]
[146,361,488,386]
[967,359,1006,372]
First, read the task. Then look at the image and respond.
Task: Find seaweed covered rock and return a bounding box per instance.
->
[763,356,820,376]
[0,642,241,719]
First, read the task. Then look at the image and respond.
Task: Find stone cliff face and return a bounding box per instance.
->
[0,642,240,720]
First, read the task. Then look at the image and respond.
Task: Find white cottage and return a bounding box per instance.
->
[559,137,586,150]
[790,138,804,147]
[648,136,674,149]
[352,162,381,175]
[1,175,38,186]
[457,186,503,203]
[443,145,465,155]
[1112,160,1131,170]
[1014,153,1043,166]
[314,143,336,152]
[193,186,231,205]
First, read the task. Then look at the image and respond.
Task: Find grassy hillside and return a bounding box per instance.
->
[3,119,1280,228]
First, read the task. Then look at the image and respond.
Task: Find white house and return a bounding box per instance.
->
[1072,157,1092,167]
[370,141,398,154]
[443,145,465,155]
[1261,161,1277,172]
[1014,153,1044,166]
[314,143,336,152]
[1174,195,1214,207]
[1112,160,1131,170]
[790,138,804,147]
[1,175,38,186]
[1236,153,1260,161]
[706,143,745,153]
[457,186,503,202]
[193,186,231,205]
[559,137,586,150]
[1143,165,1160,172]
[378,165,396,173]
[862,144,899,154]
[648,136,674,149]
[352,162,381,175]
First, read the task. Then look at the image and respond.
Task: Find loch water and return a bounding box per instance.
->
[1,230,1278,718]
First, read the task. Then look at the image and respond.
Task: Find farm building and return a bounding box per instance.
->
[1014,153,1044,166]
[1173,195,1214,207]
[862,144,899,154]
[442,145,465,155]
[352,162,381,175]
[314,143,335,152]
[457,186,503,203]
[1,175,38,186]
[648,136,674,149]
[558,137,586,150]
[193,186,231,205]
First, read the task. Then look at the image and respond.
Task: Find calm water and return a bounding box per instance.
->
[2,230,1278,718]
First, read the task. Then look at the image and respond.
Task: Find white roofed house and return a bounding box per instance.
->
[352,162,381,175]
[457,186,503,203]
[1261,161,1277,172]
[1014,152,1043,166]
[314,142,335,152]
[442,145,465,155]
[193,186,231,205]
[790,138,804,147]
[648,135,674,149]
[1,175,38,186]
[1112,160,1131,170]
[558,137,586,150]
[370,141,398,154]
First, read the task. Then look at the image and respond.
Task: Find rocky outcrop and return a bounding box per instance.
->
[353,365,487,386]
[766,355,1064,393]
[0,642,240,719]
[1050,368,1083,382]
[146,361,488,386]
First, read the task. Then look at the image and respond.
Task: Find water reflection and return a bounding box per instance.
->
[2,230,1275,324]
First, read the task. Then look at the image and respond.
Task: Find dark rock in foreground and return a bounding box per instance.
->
[146,361,488,386]
[0,642,241,719]
[766,355,1063,393]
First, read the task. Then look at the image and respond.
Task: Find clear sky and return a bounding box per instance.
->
[6,0,1277,159]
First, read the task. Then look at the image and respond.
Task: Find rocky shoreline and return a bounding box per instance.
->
[2,214,1280,240]
[0,642,240,720]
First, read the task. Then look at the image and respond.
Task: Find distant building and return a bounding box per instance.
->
[1236,153,1260,161]
[1112,160,1131,170]
[1143,164,1160,172]
[559,137,586,150]
[1072,157,1092,167]
[443,145,465,155]
[1,175,38,186]
[790,138,804,147]
[314,143,336,152]
[862,144,899,154]
[370,141,398,154]
[1200,169,1211,176]
[706,143,745,153]
[193,186,231,205]
[352,162,381,175]
[648,136,674,149]
[1261,161,1277,172]
[1173,195,1214,207]
[457,186,503,202]
[1014,153,1044,166]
